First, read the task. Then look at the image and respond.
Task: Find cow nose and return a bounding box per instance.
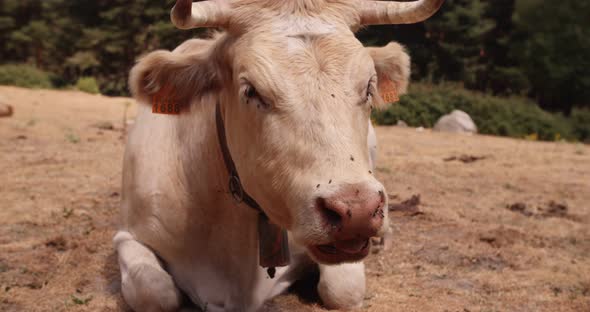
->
[317,185,386,239]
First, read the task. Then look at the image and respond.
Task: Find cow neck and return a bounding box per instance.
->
[215,103,290,279]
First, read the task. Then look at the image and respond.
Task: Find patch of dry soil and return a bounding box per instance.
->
[1,86,589,312]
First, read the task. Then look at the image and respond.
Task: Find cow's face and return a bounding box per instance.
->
[225,30,408,264]
[131,0,441,264]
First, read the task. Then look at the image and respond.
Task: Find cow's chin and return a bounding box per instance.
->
[306,239,371,265]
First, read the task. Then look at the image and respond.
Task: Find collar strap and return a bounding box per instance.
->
[215,103,290,278]
[215,103,266,216]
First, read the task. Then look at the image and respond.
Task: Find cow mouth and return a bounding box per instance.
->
[309,238,371,264]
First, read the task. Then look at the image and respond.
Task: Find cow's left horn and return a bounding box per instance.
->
[360,0,444,25]
[171,0,229,29]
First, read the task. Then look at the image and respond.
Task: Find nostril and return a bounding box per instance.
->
[316,197,342,228]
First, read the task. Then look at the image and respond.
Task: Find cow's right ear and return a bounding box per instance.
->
[129,48,219,110]
[367,42,411,108]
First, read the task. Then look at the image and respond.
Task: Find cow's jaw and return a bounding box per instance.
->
[309,239,371,264]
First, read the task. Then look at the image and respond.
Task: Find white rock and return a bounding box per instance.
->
[433,110,477,134]
[396,120,408,127]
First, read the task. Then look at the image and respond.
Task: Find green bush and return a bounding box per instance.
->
[0,64,53,89]
[571,108,590,143]
[75,77,100,94]
[373,83,576,141]
[488,66,530,96]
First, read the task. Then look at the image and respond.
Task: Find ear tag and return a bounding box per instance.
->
[378,74,400,104]
[258,214,290,278]
[152,85,181,115]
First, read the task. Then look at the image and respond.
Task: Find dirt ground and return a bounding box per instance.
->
[1,86,589,312]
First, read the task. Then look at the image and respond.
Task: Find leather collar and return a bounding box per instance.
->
[215,103,290,278]
[215,103,265,214]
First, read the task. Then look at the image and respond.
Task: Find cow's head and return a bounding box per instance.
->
[130,0,443,264]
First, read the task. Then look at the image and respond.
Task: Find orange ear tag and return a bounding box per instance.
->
[152,85,181,115]
[378,74,400,104]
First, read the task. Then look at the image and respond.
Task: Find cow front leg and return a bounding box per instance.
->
[114,231,183,312]
[317,262,366,310]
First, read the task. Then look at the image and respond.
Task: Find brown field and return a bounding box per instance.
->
[1,86,589,312]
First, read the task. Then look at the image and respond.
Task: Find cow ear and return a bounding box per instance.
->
[367,42,410,108]
[129,46,219,111]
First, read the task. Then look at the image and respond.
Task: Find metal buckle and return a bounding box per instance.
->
[228,175,244,203]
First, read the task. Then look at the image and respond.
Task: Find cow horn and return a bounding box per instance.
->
[360,0,444,25]
[171,0,229,29]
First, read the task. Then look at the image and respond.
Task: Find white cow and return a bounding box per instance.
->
[114,0,443,311]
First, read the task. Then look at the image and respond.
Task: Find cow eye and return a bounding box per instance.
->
[245,85,258,98]
[241,83,271,110]
[363,76,377,105]
[366,80,374,99]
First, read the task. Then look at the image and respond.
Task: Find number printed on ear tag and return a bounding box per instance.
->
[152,85,181,115]
[378,73,400,104]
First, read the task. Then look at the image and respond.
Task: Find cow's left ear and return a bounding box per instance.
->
[367,42,411,108]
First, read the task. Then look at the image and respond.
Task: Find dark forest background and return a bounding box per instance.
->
[1,0,589,141]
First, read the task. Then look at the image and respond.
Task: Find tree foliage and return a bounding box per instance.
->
[0,0,203,95]
[512,0,590,113]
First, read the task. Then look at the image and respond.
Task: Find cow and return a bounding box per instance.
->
[114,0,443,311]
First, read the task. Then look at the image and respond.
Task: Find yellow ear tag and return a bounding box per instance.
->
[378,74,399,104]
[152,85,181,115]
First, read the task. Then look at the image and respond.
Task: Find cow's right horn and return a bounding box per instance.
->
[171,0,229,29]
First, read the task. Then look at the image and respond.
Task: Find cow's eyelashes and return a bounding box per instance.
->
[366,81,374,99]
[369,75,378,97]
[242,84,271,110]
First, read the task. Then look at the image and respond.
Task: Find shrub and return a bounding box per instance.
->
[49,74,69,89]
[571,108,590,143]
[488,66,530,96]
[75,77,100,94]
[373,83,576,141]
[0,64,52,89]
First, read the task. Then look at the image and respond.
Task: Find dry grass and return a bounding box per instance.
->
[1,86,589,312]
